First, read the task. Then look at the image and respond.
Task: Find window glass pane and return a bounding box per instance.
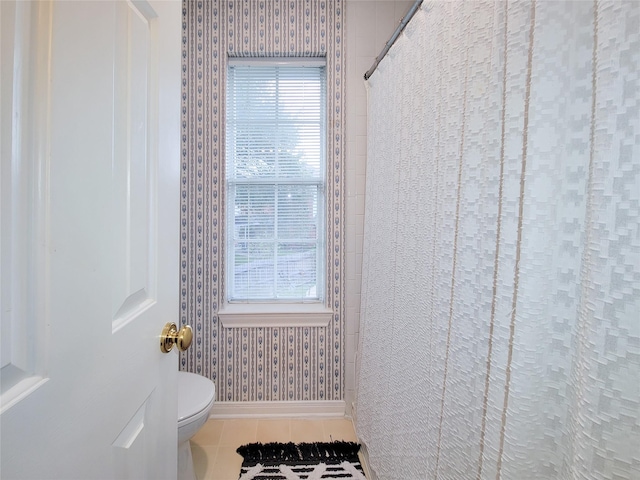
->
[227,65,324,181]
[233,184,275,240]
[277,185,318,240]
[233,242,275,299]
[231,127,278,178]
[276,243,317,299]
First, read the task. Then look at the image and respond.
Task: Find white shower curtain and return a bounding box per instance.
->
[356,1,639,478]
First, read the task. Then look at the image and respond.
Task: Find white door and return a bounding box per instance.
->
[1,1,182,478]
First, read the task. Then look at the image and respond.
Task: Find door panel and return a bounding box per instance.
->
[112,0,155,329]
[0,0,49,411]
[0,1,181,478]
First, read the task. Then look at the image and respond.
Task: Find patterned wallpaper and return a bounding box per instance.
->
[357,0,639,478]
[180,0,345,402]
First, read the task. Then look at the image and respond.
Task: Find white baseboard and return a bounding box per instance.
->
[209,400,346,418]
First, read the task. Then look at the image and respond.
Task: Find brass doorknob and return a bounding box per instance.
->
[160,322,193,353]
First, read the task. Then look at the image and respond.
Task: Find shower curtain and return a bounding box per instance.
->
[356,1,639,479]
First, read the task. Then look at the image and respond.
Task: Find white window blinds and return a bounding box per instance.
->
[226,61,326,302]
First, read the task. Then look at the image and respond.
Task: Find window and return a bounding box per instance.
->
[223,58,330,325]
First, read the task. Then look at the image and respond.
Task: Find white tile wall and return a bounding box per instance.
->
[344,0,414,416]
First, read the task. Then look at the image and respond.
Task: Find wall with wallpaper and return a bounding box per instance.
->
[180,0,413,413]
[357,0,639,478]
[180,0,346,404]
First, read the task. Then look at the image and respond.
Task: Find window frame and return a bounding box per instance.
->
[219,57,333,328]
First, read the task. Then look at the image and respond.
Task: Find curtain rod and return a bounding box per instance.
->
[363,0,423,80]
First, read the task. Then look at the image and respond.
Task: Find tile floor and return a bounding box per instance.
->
[190,417,358,480]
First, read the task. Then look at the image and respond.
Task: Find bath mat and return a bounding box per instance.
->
[236,441,366,479]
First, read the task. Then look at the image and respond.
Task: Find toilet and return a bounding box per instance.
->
[178,371,216,480]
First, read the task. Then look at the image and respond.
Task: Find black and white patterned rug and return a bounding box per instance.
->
[236,441,367,479]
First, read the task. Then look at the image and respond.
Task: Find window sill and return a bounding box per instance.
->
[218,303,333,328]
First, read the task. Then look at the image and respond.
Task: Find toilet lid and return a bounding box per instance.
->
[177,371,216,422]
